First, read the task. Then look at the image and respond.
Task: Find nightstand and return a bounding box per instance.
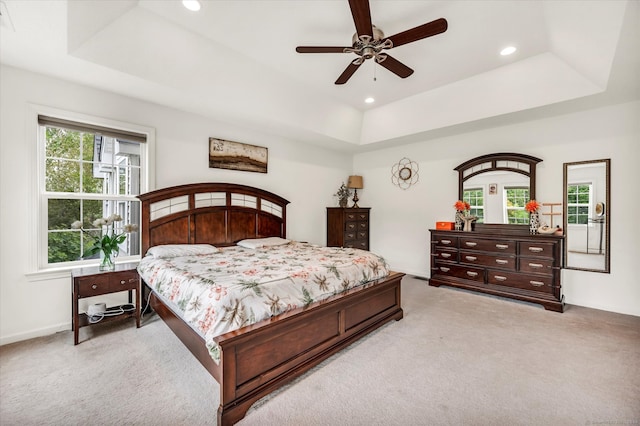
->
[71,263,141,345]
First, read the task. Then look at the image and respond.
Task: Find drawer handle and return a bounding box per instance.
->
[465,242,477,247]
[347,224,356,230]
[495,259,509,265]
[466,271,478,277]
[528,263,544,269]
[129,278,137,283]
[120,280,126,285]
[440,239,452,245]
[530,280,545,287]
[440,253,452,258]
[439,267,451,272]
[347,233,355,238]
[494,275,507,281]
[528,247,544,253]
[465,256,477,261]
[91,284,98,290]
[495,244,509,250]
[359,214,366,219]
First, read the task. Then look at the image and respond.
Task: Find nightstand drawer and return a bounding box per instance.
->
[110,271,139,292]
[77,275,111,297]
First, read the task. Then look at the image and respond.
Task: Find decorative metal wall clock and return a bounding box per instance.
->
[391,157,419,189]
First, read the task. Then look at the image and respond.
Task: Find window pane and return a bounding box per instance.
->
[48,230,81,263]
[45,127,80,159]
[82,162,106,194]
[46,159,80,192]
[82,133,96,161]
[48,199,80,230]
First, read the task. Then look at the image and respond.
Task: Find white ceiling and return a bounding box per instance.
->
[1,0,638,151]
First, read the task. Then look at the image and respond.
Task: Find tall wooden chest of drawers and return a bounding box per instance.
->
[327,207,370,251]
[429,229,564,312]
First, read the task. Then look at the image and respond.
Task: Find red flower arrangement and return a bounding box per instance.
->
[525,200,540,213]
[454,200,471,212]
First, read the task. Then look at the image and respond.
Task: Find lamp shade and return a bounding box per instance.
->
[347,175,363,189]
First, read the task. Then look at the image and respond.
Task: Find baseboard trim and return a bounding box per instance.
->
[0,322,70,346]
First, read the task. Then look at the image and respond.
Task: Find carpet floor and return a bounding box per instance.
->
[1,276,639,425]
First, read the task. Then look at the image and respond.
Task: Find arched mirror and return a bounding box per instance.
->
[563,159,610,273]
[456,153,542,226]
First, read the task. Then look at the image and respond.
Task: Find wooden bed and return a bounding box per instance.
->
[137,182,404,425]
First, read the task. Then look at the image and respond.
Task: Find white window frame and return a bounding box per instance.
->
[27,105,155,279]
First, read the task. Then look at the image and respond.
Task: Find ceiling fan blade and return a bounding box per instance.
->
[296,46,351,53]
[335,61,361,85]
[348,0,373,37]
[385,18,448,48]
[378,54,414,78]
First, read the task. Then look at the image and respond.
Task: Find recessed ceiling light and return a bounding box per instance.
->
[500,46,517,56]
[365,97,375,104]
[182,0,201,12]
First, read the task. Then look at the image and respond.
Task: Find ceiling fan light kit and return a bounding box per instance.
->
[296,0,448,85]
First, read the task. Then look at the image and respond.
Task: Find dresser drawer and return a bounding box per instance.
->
[459,237,516,255]
[76,275,111,297]
[519,241,556,259]
[459,251,516,271]
[434,248,457,262]
[433,236,458,249]
[345,221,368,232]
[434,263,485,283]
[345,240,368,250]
[519,258,555,274]
[487,270,554,294]
[345,211,368,221]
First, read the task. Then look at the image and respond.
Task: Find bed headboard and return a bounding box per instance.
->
[137,183,290,255]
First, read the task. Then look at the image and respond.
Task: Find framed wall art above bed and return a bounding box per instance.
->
[209,138,268,173]
[137,182,404,425]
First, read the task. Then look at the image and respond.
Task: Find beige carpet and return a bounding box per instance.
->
[1,276,639,425]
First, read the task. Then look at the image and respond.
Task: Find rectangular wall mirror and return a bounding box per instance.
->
[563,159,611,273]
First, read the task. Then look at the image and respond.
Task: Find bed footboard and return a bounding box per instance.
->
[216,271,404,426]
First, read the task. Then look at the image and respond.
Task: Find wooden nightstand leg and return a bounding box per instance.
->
[72,294,79,345]
[136,285,141,328]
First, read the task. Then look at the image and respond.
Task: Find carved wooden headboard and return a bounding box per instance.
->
[137,183,290,255]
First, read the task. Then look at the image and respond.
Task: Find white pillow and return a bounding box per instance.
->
[146,244,218,258]
[236,237,290,249]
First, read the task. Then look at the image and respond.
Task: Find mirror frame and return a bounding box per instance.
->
[563,159,611,273]
[455,153,542,229]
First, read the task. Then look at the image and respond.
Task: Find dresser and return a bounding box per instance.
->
[429,228,564,312]
[327,207,370,250]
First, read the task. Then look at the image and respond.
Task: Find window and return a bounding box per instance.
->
[505,187,529,224]
[463,188,484,223]
[567,183,591,225]
[37,114,149,269]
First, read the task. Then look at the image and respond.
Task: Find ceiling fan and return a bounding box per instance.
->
[295,0,448,85]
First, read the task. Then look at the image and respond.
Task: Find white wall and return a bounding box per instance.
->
[0,65,351,344]
[355,100,640,317]
[1,65,638,345]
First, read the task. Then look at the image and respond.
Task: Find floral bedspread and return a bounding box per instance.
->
[137,241,389,363]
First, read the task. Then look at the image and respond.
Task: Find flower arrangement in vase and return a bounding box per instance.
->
[71,214,138,270]
[454,200,476,231]
[525,200,541,234]
[334,183,352,208]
